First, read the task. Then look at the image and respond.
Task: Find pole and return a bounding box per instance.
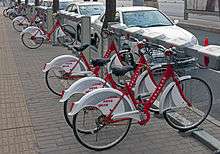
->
[184,0,188,20]
[102,0,116,29]
[25,0,28,5]
[35,0,39,6]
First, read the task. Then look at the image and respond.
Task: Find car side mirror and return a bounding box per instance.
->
[173,19,179,25]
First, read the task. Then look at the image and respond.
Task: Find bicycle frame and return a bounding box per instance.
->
[64,40,119,78]
[104,62,192,125]
[40,19,63,41]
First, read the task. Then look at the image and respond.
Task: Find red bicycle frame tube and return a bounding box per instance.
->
[143,64,192,113]
[105,63,192,124]
[39,19,62,41]
[67,40,118,77]
[46,20,62,41]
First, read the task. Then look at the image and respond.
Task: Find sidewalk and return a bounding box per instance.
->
[0,8,218,154]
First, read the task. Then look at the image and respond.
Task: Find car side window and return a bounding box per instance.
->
[66,4,73,12]
[71,5,78,13]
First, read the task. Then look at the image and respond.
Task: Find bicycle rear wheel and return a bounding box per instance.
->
[21,32,44,49]
[3,9,9,17]
[73,106,131,151]
[163,77,212,131]
[12,19,28,32]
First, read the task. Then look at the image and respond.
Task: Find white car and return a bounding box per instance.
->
[93,6,198,47]
[60,2,105,43]
[63,2,104,23]
[40,0,73,10]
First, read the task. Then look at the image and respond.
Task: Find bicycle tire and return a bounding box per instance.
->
[45,62,87,96]
[12,18,29,32]
[3,8,9,17]
[45,68,63,96]
[21,32,44,49]
[163,77,212,131]
[64,102,99,134]
[72,106,132,151]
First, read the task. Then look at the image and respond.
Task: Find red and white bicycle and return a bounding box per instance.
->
[42,30,134,96]
[21,13,75,49]
[60,42,212,151]
[12,9,46,32]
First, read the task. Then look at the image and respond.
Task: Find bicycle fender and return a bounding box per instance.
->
[59,77,111,103]
[159,75,191,114]
[67,88,140,120]
[42,55,87,73]
[20,26,44,37]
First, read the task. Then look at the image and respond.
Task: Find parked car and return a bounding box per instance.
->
[40,0,73,10]
[60,2,105,43]
[93,6,198,48]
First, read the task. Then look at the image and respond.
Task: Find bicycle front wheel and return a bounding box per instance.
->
[73,107,132,151]
[163,77,212,131]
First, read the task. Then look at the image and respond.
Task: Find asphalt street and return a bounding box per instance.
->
[159,0,220,22]
[158,1,220,121]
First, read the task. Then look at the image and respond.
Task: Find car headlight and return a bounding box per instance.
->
[191,36,198,45]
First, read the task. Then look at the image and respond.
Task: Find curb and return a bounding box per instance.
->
[170,16,220,34]
[177,22,220,34]
[165,112,220,152]
[192,129,220,153]
[153,103,220,152]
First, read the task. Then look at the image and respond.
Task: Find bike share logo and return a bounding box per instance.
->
[98,96,120,108]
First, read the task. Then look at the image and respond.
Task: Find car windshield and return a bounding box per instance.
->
[122,10,173,28]
[60,2,71,10]
[79,5,105,16]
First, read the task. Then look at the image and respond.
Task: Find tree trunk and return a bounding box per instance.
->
[35,0,39,6]
[206,0,216,11]
[102,0,116,29]
[144,0,159,9]
[53,0,59,13]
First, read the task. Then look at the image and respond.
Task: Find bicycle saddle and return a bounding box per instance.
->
[91,58,110,67]
[111,65,134,76]
[73,44,90,52]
